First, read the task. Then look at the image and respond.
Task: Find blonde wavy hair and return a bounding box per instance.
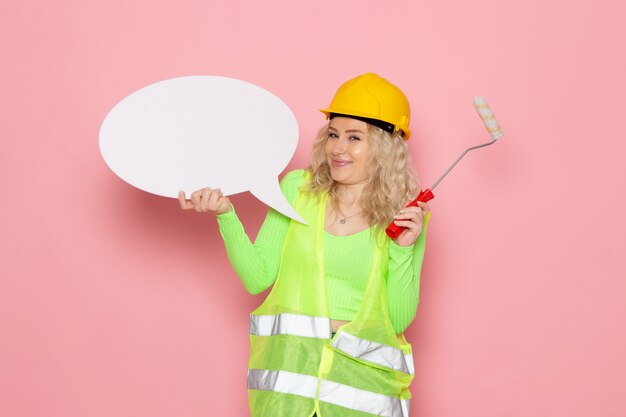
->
[305,122,419,230]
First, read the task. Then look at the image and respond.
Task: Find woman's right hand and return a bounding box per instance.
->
[178,188,232,215]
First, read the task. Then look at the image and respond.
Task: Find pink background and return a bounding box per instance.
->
[1,1,625,416]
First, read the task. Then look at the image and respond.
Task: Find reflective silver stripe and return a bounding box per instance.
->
[331,331,415,375]
[249,313,331,339]
[248,369,410,417]
[404,352,415,375]
[247,369,319,399]
[319,379,410,417]
[401,398,410,417]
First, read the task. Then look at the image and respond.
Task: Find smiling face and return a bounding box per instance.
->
[324,117,371,186]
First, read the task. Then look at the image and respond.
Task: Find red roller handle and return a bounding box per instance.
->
[385,189,435,239]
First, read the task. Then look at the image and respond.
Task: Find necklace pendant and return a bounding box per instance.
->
[339,218,346,224]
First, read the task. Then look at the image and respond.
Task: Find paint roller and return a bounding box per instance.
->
[385,96,504,239]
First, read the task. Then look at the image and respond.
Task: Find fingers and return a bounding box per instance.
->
[190,189,204,212]
[178,191,194,210]
[393,219,423,232]
[207,188,223,210]
[179,188,228,213]
[416,201,430,213]
[395,206,426,222]
[394,205,426,235]
[394,203,430,246]
[200,188,212,211]
[393,217,423,231]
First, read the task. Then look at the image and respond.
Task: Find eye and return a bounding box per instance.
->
[328,132,339,139]
[349,135,361,141]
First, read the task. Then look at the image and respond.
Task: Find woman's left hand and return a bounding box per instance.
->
[393,202,430,247]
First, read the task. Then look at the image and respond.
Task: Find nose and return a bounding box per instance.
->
[330,136,347,154]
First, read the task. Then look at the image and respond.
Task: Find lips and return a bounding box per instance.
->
[331,159,352,168]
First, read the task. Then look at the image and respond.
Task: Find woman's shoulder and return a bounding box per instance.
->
[280,169,309,189]
[279,169,309,203]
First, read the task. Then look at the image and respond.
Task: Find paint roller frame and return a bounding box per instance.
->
[385,96,504,239]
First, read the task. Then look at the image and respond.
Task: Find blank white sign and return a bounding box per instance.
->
[99,75,303,222]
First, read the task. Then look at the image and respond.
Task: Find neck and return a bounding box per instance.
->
[335,181,368,208]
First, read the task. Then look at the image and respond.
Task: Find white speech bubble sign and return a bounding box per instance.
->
[99,75,304,223]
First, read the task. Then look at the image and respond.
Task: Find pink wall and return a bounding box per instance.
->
[1,1,625,416]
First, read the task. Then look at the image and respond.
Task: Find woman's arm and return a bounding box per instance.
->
[215,170,306,294]
[386,213,430,333]
[216,206,289,294]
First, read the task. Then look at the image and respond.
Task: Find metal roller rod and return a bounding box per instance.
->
[430,137,498,191]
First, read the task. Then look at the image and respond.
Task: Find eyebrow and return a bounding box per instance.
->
[328,126,365,134]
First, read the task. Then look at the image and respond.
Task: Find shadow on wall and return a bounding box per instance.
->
[101,178,270,313]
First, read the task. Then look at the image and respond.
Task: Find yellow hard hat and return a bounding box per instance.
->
[320,73,411,140]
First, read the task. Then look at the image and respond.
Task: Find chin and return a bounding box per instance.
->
[329,169,348,183]
[332,175,363,186]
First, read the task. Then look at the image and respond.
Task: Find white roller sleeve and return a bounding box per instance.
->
[473,96,503,139]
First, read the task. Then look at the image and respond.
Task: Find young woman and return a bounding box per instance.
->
[179,73,430,417]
